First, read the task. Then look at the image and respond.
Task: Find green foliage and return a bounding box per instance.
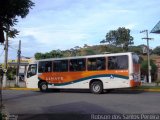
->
[35,50,64,60]
[35,53,44,60]
[141,60,157,81]
[8,28,19,38]
[34,44,145,60]
[155,79,160,86]
[50,50,63,58]
[6,67,16,80]
[101,27,134,51]
[0,0,35,26]
[0,0,35,43]
[0,112,7,120]
[153,46,160,55]
[128,45,143,55]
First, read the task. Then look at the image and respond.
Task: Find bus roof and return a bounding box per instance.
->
[36,52,134,62]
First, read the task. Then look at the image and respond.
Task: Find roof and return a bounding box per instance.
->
[36,52,133,62]
[8,62,29,66]
[151,21,160,34]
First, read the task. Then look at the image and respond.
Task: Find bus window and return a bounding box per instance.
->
[69,59,86,71]
[87,57,106,71]
[27,64,37,78]
[53,60,68,72]
[108,55,128,70]
[38,61,52,73]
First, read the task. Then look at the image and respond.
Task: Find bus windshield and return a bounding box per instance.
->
[132,53,140,64]
[27,64,37,78]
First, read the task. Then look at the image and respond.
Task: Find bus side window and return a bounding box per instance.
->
[69,59,86,71]
[53,60,68,72]
[38,61,52,73]
[87,57,106,71]
[45,61,52,72]
[108,55,128,70]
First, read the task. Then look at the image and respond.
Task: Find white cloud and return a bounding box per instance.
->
[1,0,160,63]
[125,23,137,29]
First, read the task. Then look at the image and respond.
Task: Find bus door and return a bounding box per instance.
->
[26,64,38,88]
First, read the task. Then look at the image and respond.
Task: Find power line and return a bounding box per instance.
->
[0,50,4,58]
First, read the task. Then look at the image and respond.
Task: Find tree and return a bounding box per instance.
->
[101,27,134,51]
[0,0,35,43]
[35,53,44,60]
[50,50,63,58]
[141,60,157,82]
[6,67,16,80]
[153,46,160,55]
[128,45,143,55]
[35,50,64,60]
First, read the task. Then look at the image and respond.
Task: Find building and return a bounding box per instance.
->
[151,21,160,34]
[8,57,35,79]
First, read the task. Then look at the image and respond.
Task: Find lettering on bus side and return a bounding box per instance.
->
[46,77,64,82]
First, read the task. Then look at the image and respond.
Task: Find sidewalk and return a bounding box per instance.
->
[6,80,26,88]
[141,82,160,86]
[127,83,160,92]
[2,80,39,91]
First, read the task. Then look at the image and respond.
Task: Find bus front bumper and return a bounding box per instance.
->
[130,80,141,87]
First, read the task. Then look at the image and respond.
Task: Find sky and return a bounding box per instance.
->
[0,0,160,63]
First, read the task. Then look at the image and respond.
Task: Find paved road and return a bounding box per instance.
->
[2,90,160,120]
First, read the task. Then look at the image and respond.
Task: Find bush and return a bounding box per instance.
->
[141,60,157,82]
[6,67,16,80]
[155,79,160,86]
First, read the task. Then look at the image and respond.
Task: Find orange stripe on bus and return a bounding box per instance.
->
[38,70,129,84]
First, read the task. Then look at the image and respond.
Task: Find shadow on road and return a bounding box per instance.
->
[18,114,90,120]
[37,88,144,94]
[3,92,43,101]
[17,101,119,120]
[3,88,144,102]
[110,89,144,94]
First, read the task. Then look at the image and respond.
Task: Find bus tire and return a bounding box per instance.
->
[39,82,48,92]
[90,81,103,94]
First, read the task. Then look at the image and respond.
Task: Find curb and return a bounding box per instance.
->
[123,88,160,92]
[1,88,39,91]
[1,88,160,92]
[131,89,160,92]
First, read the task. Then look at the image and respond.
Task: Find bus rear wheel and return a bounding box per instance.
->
[39,82,48,92]
[90,81,103,94]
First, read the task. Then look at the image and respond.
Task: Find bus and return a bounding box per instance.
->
[25,52,141,94]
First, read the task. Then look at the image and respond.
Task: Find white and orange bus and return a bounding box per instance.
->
[25,52,141,94]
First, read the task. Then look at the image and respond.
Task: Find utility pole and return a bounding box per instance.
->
[3,25,9,88]
[16,40,21,86]
[140,30,153,83]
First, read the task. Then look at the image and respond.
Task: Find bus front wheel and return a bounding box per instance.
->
[90,81,103,94]
[39,82,48,92]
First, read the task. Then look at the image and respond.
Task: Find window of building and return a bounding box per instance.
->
[69,59,86,71]
[108,55,128,70]
[38,61,52,73]
[87,57,106,71]
[53,60,68,72]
